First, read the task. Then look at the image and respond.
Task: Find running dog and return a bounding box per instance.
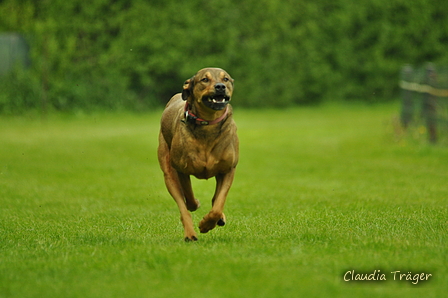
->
[157,68,239,241]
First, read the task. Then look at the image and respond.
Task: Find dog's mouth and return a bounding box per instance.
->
[202,94,230,110]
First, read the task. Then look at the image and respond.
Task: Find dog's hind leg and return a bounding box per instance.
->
[177,172,201,212]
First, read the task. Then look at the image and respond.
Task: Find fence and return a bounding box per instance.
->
[0,33,30,75]
[400,63,448,144]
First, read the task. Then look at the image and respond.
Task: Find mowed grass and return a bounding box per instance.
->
[0,103,447,298]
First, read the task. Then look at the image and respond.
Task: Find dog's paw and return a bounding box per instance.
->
[199,219,215,233]
[184,235,198,242]
[186,199,200,212]
[217,213,226,226]
[199,212,225,233]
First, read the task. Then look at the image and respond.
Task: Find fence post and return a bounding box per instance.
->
[423,64,438,143]
[400,65,414,128]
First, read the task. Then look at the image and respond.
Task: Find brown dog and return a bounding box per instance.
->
[157,68,239,241]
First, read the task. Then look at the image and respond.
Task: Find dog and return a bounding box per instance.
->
[157,68,239,241]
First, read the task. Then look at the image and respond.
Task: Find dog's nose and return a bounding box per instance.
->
[215,83,226,93]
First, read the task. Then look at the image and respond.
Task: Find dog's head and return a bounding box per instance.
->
[182,68,234,111]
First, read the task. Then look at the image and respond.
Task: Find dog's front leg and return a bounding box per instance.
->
[158,138,197,241]
[162,170,198,241]
[199,167,236,233]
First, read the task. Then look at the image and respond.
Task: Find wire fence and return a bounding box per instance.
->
[400,63,448,144]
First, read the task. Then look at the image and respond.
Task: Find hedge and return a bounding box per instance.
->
[0,0,447,113]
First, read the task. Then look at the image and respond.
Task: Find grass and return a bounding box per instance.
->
[0,102,447,297]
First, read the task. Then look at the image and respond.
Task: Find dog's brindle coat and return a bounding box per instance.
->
[158,68,239,241]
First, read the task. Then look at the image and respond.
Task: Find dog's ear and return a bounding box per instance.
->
[182,77,194,101]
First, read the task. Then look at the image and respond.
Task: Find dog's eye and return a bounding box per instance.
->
[201,78,209,83]
[223,77,229,82]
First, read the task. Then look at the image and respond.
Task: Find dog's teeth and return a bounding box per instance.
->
[212,99,217,103]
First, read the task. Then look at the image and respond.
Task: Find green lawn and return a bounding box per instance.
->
[1,103,447,297]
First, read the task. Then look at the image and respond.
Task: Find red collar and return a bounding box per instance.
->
[183,102,229,125]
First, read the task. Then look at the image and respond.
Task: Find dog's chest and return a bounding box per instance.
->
[170,133,237,179]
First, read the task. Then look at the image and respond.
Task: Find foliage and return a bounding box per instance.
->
[0,67,41,114]
[0,0,448,113]
[1,104,447,296]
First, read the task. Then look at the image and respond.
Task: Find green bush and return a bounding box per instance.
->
[0,0,447,113]
[0,68,41,114]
